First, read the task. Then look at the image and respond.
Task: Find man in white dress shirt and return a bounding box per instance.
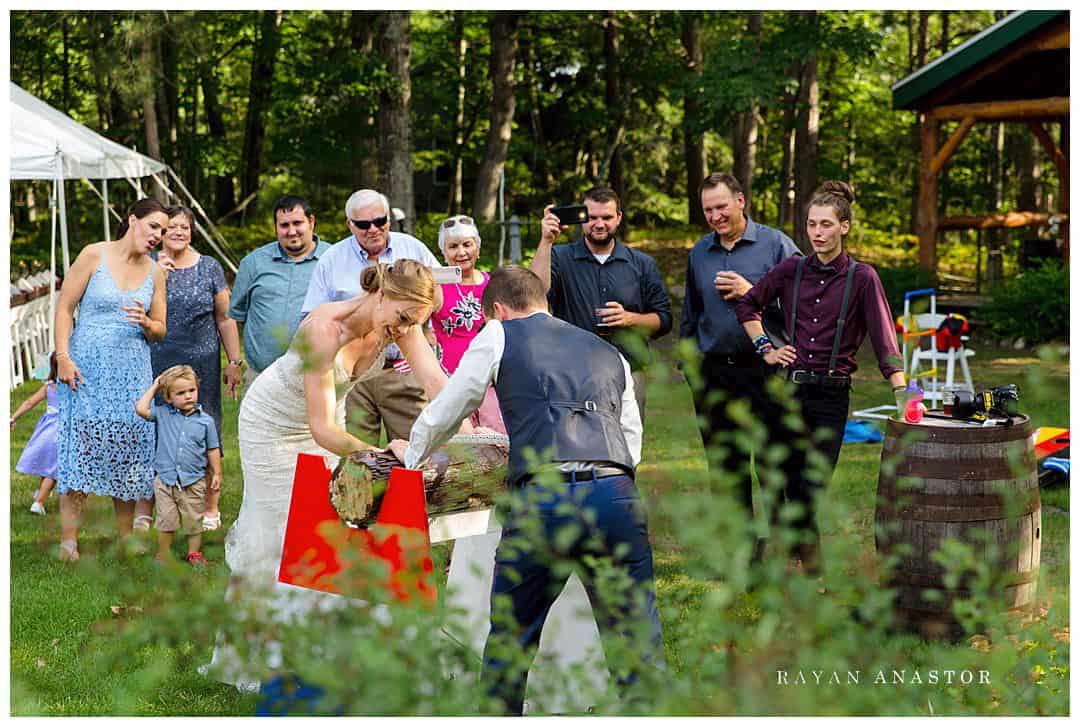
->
[389,265,664,714]
[301,189,440,443]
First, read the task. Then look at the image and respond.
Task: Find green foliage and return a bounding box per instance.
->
[980,260,1069,344]
[9,342,1069,715]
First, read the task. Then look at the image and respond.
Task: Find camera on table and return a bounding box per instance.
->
[945,384,1020,421]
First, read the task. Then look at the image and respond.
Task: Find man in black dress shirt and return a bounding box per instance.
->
[531,186,672,421]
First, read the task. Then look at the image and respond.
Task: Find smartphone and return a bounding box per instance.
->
[432,265,462,284]
[551,204,588,226]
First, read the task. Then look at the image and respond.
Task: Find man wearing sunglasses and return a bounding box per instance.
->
[301,189,440,443]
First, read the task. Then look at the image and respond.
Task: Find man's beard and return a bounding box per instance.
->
[586,229,615,248]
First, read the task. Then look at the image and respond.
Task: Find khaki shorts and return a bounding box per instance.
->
[154,476,207,535]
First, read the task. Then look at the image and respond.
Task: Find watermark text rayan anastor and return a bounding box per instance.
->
[777,669,990,686]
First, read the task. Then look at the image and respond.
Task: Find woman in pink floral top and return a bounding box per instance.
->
[433,215,505,432]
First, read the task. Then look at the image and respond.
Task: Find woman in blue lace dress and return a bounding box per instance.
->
[151,206,243,531]
[54,199,170,562]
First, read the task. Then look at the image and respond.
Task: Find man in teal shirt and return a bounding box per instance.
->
[228,195,330,383]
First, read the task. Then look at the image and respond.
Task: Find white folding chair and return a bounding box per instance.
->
[9,302,27,389]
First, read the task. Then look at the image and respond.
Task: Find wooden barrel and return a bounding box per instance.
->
[875,414,1041,640]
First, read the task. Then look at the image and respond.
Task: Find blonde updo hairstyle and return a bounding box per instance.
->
[360,259,436,317]
[808,180,856,232]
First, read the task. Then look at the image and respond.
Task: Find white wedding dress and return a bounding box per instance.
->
[209,342,385,689]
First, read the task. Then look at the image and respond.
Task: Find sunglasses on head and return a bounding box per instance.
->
[442,216,475,229]
[350,215,389,230]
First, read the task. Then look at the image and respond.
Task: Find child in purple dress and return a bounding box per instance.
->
[11,353,59,515]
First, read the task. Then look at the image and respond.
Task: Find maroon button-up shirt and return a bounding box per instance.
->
[734,253,903,379]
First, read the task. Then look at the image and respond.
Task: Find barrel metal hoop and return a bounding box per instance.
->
[889,569,1039,588]
[890,454,1036,481]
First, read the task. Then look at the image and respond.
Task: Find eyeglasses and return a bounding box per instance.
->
[350,215,389,230]
[442,216,475,229]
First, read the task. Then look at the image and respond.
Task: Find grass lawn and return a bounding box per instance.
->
[9,238,1070,715]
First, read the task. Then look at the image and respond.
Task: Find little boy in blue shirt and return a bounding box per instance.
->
[136,365,221,565]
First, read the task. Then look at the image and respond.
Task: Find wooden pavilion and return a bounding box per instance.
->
[892,10,1069,272]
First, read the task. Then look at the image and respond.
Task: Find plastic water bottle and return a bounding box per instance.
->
[904,382,925,424]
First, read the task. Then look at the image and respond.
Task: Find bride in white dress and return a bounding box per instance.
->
[212,261,450,687]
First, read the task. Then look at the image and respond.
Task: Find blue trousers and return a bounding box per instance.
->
[481,472,665,714]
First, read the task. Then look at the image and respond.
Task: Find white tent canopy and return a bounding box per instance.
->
[11,82,167,181]
[10,83,238,389]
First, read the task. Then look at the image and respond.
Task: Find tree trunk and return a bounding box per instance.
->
[908,11,932,234]
[792,11,820,252]
[448,10,468,215]
[61,14,70,113]
[732,11,763,217]
[89,14,112,130]
[472,12,521,222]
[201,62,235,219]
[987,122,1005,285]
[377,11,415,230]
[682,11,707,226]
[778,76,797,230]
[601,10,627,209]
[161,22,180,163]
[523,24,551,191]
[731,112,759,218]
[240,10,283,207]
[939,11,950,54]
[140,21,162,164]
[350,11,379,190]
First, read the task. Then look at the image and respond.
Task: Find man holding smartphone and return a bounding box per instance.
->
[530,186,672,421]
[301,188,441,443]
[681,172,800,558]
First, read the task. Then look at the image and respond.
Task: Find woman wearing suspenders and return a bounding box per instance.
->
[735,181,906,574]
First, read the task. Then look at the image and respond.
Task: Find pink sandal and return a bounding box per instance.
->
[202,513,221,531]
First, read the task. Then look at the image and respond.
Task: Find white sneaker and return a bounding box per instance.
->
[133,514,153,532]
[29,502,46,516]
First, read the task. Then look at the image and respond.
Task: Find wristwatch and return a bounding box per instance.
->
[228,359,244,367]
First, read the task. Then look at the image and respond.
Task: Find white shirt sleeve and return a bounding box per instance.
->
[619,356,643,467]
[404,320,504,469]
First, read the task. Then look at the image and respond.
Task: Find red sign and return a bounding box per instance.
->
[278,453,436,603]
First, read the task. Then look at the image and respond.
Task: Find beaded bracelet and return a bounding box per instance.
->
[752,334,774,356]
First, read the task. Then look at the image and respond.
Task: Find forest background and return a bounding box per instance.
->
[8,9,1064,298]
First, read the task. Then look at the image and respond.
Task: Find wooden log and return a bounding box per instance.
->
[917,113,939,271]
[1060,119,1069,266]
[330,434,509,529]
[931,97,1068,122]
[938,211,1067,231]
[1027,121,1068,177]
[929,116,977,176]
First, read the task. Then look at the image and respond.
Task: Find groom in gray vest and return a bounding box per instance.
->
[391,265,664,714]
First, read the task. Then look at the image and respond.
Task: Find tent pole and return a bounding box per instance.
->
[49,177,58,352]
[80,178,124,223]
[103,179,110,241]
[56,164,71,272]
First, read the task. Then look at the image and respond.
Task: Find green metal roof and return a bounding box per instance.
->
[892,10,1068,110]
